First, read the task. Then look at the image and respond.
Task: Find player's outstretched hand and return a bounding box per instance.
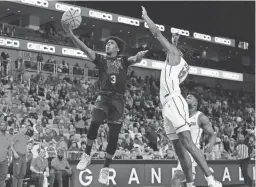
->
[137,50,148,59]
[61,20,73,36]
[141,6,148,19]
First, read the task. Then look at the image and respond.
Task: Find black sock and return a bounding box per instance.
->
[85,145,92,156]
[103,157,112,168]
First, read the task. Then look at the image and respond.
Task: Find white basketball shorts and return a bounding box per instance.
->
[162,94,190,140]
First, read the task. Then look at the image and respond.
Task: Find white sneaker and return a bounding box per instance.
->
[98,168,109,185]
[76,153,91,170]
[208,180,222,187]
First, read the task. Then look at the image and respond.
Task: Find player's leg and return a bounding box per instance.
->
[170,96,222,187]
[172,140,193,186]
[77,95,107,170]
[98,97,124,185]
[163,117,193,186]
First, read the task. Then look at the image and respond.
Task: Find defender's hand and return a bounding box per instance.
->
[137,50,148,59]
[141,6,148,19]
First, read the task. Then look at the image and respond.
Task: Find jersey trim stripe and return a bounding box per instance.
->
[169,65,172,77]
[172,97,190,128]
[178,96,189,126]
[164,63,171,94]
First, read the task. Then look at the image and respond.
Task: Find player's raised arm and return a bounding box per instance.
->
[127,50,148,65]
[199,114,216,153]
[141,6,180,65]
[62,21,96,61]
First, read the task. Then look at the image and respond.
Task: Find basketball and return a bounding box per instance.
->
[61,9,82,30]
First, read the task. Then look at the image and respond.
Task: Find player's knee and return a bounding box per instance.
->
[178,132,194,150]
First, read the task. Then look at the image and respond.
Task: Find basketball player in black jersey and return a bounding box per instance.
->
[62,21,148,185]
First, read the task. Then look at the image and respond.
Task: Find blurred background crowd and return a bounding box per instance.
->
[0,48,255,162]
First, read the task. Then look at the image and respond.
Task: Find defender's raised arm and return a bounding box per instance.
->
[141,6,180,65]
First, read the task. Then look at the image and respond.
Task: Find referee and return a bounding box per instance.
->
[233,134,253,187]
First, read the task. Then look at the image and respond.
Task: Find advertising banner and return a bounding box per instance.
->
[8,0,237,48]
[0,36,243,81]
[69,160,255,187]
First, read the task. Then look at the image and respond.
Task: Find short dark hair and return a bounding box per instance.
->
[189,92,202,109]
[104,36,125,54]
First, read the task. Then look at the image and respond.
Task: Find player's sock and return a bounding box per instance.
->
[103,158,112,168]
[85,145,92,155]
[85,139,94,155]
[186,182,194,187]
[205,175,215,185]
[103,153,113,167]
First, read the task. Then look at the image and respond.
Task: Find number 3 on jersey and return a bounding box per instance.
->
[110,75,116,84]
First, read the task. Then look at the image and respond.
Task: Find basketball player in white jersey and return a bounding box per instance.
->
[172,92,216,187]
[141,6,222,187]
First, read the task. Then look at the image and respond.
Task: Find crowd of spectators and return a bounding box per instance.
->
[0,56,255,162]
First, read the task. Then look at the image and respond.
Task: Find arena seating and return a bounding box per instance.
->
[0,50,255,162]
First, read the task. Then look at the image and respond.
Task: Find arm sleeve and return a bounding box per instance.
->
[123,56,130,68]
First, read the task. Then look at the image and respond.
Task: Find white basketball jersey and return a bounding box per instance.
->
[160,55,189,104]
[189,111,203,148]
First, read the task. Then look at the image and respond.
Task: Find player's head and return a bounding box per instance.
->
[105,36,125,56]
[171,33,180,46]
[186,92,201,110]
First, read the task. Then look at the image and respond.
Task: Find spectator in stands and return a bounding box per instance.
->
[164,149,176,159]
[50,149,74,187]
[11,124,29,187]
[0,121,11,187]
[24,141,34,179]
[80,141,86,152]
[69,140,79,151]
[30,148,53,187]
[37,53,43,63]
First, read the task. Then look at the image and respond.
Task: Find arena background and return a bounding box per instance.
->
[0,0,255,187]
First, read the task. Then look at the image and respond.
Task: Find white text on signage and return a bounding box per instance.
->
[171,27,190,37]
[144,22,165,32]
[78,166,255,186]
[118,16,140,26]
[55,3,81,14]
[62,48,88,58]
[201,68,220,77]
[27,42,55,53]
[214,37,231,46]
[0,38,20,48]
[21,0,49,8]
[89,10,113,21]
[222,71,240,81]
[193,32,211,41]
